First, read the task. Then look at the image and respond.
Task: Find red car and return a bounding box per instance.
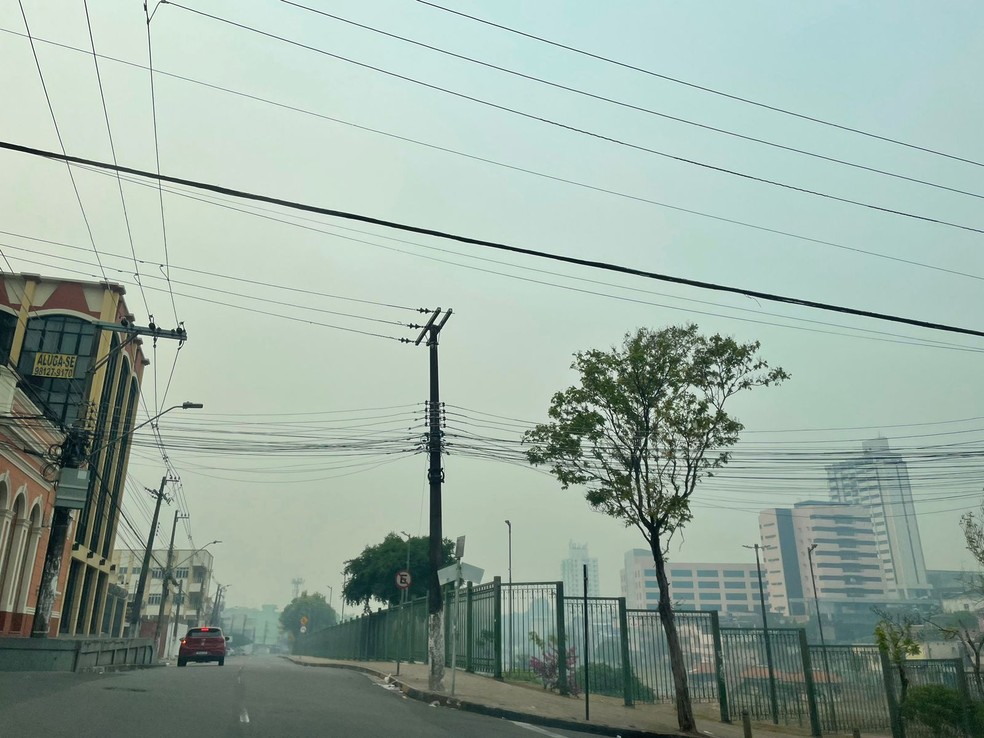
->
[177,626,228,667]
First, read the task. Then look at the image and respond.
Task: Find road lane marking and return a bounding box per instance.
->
[239,709,250,724]
[510,722,570,738]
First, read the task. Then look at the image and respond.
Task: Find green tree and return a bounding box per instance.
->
[874,607,921,704]
[279,591,337,640]
[342,533,454,612]
[956,503,984,698]
[524,324,787,733]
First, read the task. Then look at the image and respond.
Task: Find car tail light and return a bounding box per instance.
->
[180,639,186,645]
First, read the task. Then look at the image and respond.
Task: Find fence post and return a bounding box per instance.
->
[556,581,568,696]
[710,610,731,723]
[617,597,634,707]
[493,576,503,680]
[797,629,822,737]
[465,582,474,673]
[878,647,904,738]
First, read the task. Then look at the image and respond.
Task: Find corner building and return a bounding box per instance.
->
[0,274,146,636]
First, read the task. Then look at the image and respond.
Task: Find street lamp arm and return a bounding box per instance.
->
[88,402,203,460]
[171,540,221,571]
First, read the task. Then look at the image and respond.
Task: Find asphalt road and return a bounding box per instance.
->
[0,655,600,738]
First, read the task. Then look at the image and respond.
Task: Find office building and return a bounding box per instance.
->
[827,438,931,600]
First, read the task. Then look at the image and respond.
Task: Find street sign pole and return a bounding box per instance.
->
[395,570,411,676]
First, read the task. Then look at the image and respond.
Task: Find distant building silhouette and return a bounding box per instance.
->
[826,438,930,600]
[561,541,600,597]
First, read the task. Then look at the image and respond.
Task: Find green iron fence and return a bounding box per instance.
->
[298,580,982,737]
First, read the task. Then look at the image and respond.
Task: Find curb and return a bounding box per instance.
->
[285,657,680,738]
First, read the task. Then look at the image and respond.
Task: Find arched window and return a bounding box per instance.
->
[13,503,43,613]
[17,315,97,426]
[0,493,26,611]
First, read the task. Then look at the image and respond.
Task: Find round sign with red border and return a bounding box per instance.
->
[395,570,412,589]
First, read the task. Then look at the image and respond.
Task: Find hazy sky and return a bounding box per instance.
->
[2,1,982,609]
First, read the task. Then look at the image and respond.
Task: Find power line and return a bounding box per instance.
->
[3,137,982,341]
[417,0,984,170]
[15,0,108,284]
[284,0,984,202]
[81,0,151,320]
[165,2,984,236]
[1,25,979,285]
[145,2,178,326]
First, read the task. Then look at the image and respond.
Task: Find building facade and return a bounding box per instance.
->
[622,549,767,617]
[827,438,930,600]
[0,373,70,635]
[113,547,215,649]
[759,501,887,619]
[561,541,600,598]
[0,274,147,636]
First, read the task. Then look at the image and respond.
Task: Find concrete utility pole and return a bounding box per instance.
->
[30,427,89,638]
[128,476,174,637]
[414,307,452,691]
[154,510,189,656]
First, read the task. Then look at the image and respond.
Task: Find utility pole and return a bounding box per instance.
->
[808,543,838,731]
[745,543,779,725]
[154,509,188,656]
[30,426,89,638]
[128,476,173,638]
[413,308,452,691]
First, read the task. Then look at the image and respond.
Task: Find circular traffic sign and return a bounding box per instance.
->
[300,625,307,634]
[395,570,412,589]
[300,615,309,625]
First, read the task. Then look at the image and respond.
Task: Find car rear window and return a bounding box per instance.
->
[186,628,223,639]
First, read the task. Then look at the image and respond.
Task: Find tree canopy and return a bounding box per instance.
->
[279,591,336,639]
[524,324,787,732]
[342,533,454,611]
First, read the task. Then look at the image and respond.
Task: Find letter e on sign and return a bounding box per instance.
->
[395,570,412,589]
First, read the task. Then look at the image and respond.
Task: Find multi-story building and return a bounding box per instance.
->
[0,371,67,635]
[113,548,215,648]
[827,438,931,601]
[0,274,148,636]
[759,501,887,619]
[622,549,766,616]
[561,541,600,597]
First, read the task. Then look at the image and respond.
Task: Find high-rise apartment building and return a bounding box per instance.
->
[826,438,930,600]
[759,502,887,618]
[561,541,600,597]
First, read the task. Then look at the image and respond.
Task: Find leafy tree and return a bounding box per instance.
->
[874,607,921,703]
[342,533,454,612]
[944,503,984,698]
[525,324,787,732]
[279,591,337,640]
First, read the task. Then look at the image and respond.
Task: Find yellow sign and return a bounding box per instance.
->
[32,352,77,379]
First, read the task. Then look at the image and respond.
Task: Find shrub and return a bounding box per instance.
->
[573,662,655,701]
[528,631,580,696]
[900,684,972,737]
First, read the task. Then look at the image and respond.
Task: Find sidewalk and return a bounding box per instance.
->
[285,656,846,738]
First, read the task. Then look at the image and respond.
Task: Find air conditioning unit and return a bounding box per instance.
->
[56,468,90,510]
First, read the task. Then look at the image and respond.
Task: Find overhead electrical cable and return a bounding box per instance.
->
[145,1,178,326]
[284,0,984,201]
[2,138,982,340]
[164,2,984,236]
[1,25,978,284]
[82,0,152,319]
[416,0,984,169]
[15,1,108,283]
[12,227,981,354]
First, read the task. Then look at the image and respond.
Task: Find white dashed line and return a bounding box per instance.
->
[510,721,569,737]
[239,709,250,724]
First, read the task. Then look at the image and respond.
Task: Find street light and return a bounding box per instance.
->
[505,520,512,673]
[744,543,779,725]
[90,401,203,459]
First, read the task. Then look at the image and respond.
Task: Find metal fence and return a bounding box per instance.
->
[299,579,980,737]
